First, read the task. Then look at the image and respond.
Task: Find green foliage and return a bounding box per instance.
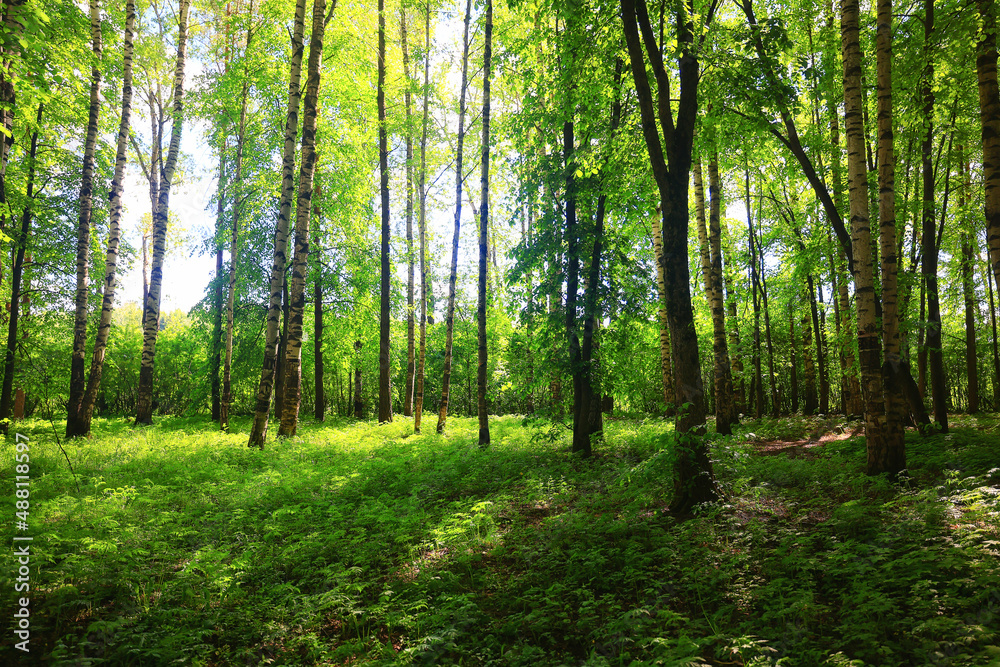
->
[3,414,1000,665]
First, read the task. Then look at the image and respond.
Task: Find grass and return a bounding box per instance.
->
[2,412,1000,665]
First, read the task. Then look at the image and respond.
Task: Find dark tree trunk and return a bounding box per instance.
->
[476,0,493,447]
[67,0,102,435]
[401,3,415,417]
[314,205,325,421]
[921,0,947,432]
[414,0,431,432]
[354,341,364,418]
[377,0,392,424]
[0,104,40,425]
[977,0,1000,357]
[621,0,715,514]
[788,302,799,413]
[437,0,472,434]
[274,279,289,422]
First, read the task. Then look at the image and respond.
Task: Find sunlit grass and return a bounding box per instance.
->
[1,413,998,665]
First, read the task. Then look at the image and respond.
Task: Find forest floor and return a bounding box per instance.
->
[2,411,1000,666]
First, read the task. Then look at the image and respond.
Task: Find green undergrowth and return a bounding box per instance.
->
[2,413,1000,665]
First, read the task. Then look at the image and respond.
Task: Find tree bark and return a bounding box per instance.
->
[377,0,392,424]
[135,0,189,426]
[574,58,622,454]
[986,257,1000,409]
[279,0,330,437]
[978,0,1000,347]
[0,104,40,426]
[354,341,364,418]
[76,0,137,436]
[414,0,431,433]
[476,0,493,447]
[247,0,306,447]
[212,199,224,422]
[788,301,799,413]
[621,0,715,513]
[314,198,325,421]
[707,151,736,431]
[921,0,947,433]
[843,0,896,473]
[274,279,289,421]
[401,3,415,417]
[959,153,978,413]
[437,0,472,434]
[651,211,676,415]
[802,295,818,414]
[221,32,252,432]
[67,0,102,436]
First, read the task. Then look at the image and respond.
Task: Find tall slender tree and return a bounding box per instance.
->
[377,0,393,423]
[221,13,254,432]
[876,0,906,466]
[414,0,431,433]
[620,0,719,513]
[401,2,416,417]
[477,0,493,448]
[0,104,40,427]
[73,0,137,437]
[842,0,897,473]
[438,0,473,434]
[135,0,190,426]
[977,0,1000,351]
[66,0,103,436]
[248,0,307,447]
[280,0,333,437]
[921,0,947,433]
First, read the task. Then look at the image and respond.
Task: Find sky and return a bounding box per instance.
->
[115,121,218,315]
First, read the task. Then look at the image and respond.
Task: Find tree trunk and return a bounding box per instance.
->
[212,203,223,422]
[802,295,817,414]
[708,151,736,431]
[694,155,734,432]
[401,3,415,417]
[921,0,947,433]
[843,0,896,473]
[438,0,472,433]
[247,0,306,447]
[354,341,364,418]
[66,0,102,436]
[377,0,392,424]
[476,0,493,447]
[987,257,1000,409]
[813,280,830,413]
[978,0,1000,347]
[279,0,330,437]
[414,0,431,433]
[221,45,252,432]
[788,301,799,413]
[274,280,289,421]
[804,277,820,414]
[960,154,978,413]
[574,59,622,454]
[135,0,189,426]
[76,0,136,436]
[651,211,676,414]
[0,104,40,425]
[746,167,764,418]
[314,202,325,421]
[621,0,715,513]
